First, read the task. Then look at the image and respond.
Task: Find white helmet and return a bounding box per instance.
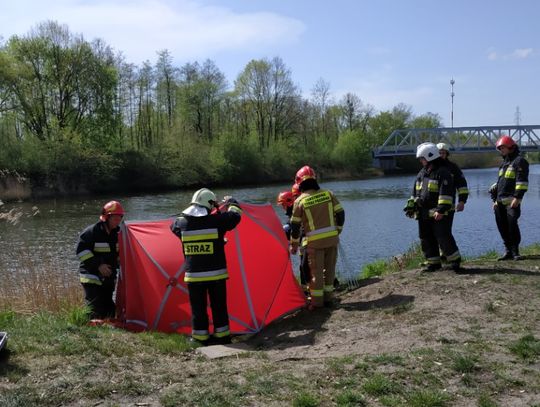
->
[436,142,450,152]
[191,188,217,209]
[416,142,439,162]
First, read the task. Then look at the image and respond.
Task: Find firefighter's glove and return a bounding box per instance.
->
[403,198,416,218]
[222,196,239,206]
[488,183,497,201]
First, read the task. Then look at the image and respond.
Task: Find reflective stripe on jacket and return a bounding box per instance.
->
[412,161,454,218]
[290,189,345,249]
[171,204,242,283]
[441,159,469,204]
[496,150,529,201]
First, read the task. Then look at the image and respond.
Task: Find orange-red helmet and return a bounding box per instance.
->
[277,191,295,210]
[295,165,316,184]
[495,135,516,150]
[291,183,300,198]
[100,200,125,221]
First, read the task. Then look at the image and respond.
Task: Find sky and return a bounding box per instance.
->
[1,0,539,127]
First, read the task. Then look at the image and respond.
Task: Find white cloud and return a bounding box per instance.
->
[0,0,305,63]
[486,47,534,61]
[511,48,533,59]
[487,51,498,61]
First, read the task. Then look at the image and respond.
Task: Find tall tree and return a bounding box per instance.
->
[235,57,300,147]
[155,50,178,129]
[0,21,118,142]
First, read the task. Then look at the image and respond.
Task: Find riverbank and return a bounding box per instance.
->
[1,245,539,407]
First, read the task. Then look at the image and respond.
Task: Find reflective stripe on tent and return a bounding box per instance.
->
[116,202,306,335]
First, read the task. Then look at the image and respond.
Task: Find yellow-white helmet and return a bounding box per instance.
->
[416,142,439,162]
[191,188,217,209]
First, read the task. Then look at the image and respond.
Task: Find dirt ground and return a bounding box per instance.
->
[239,256,540,405]
[249,257,540,357]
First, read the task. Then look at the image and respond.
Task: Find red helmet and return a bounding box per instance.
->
[295,165,316,184]
[291,183,300,198]
[100,200,125,221]
[277,191,295,210]
[495,135,516,150]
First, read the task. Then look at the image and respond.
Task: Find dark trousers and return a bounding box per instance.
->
[299,250,311,286]
[418,216,460,264]
[188,280,229,336]
[494,203,521,252]
[82,278,116,319]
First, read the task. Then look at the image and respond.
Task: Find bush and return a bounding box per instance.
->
[209,132,263,184]
[331,130,372,173]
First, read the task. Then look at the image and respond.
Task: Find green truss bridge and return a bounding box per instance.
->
[372,125,540,170]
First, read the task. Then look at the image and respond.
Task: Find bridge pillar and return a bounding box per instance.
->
[373,156,396,171]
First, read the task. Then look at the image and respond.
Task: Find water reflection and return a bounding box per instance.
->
[1,165,539,280]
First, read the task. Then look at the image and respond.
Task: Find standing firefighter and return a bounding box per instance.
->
[406,143,461,271]
[170,188,242,346]
[491,136,529,260]
[290,166,345,308]
[278,188,311,297]
[437,143,469,214]
[76,201,124,319]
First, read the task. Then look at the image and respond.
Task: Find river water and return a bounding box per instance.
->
[1,165,539,280]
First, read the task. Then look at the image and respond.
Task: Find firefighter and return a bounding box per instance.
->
[170,188,242,346]
[76,201,124,319]
[409,143,461,272]
[290,166,345,308]
[278,188,311,297]
[437,143,469,214]
[277,190,295,238]
[491,136,529,260]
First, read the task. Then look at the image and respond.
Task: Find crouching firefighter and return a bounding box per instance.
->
[410,143,462,272]
[76,201,124,319]
[170,188,242,346]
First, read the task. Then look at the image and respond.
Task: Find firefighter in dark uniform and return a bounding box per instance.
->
[170,188,242,346]
[76,201,124,319]
[437,143,469,216]
[407,143,461,271]
[278,188,311,297]
[490,136,529,260]
[290,166,345,308]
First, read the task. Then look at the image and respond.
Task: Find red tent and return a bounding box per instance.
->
[116,202,306,335]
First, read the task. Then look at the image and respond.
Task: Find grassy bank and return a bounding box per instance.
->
[1,246,539,407]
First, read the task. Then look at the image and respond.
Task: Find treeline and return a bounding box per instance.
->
[0,21,443,194]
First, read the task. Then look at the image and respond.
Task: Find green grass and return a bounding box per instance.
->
[361,259,387,278]
[293,392,319,407]
[451,353,479,374]
[509,334,540,362]
[335,390,366,406]
[368,353,405,366]
[362,373,402,396]
[478,392,499,407]
[406,389,451,407]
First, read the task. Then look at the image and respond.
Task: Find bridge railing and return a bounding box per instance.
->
[373,125,540,158]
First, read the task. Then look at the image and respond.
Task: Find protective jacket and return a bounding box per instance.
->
[495,149,529,203]
[412,161,454,218]
[170,204,242,283]
[441,160,469,204]
[290,189,345,249]
[76,221,119,285]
